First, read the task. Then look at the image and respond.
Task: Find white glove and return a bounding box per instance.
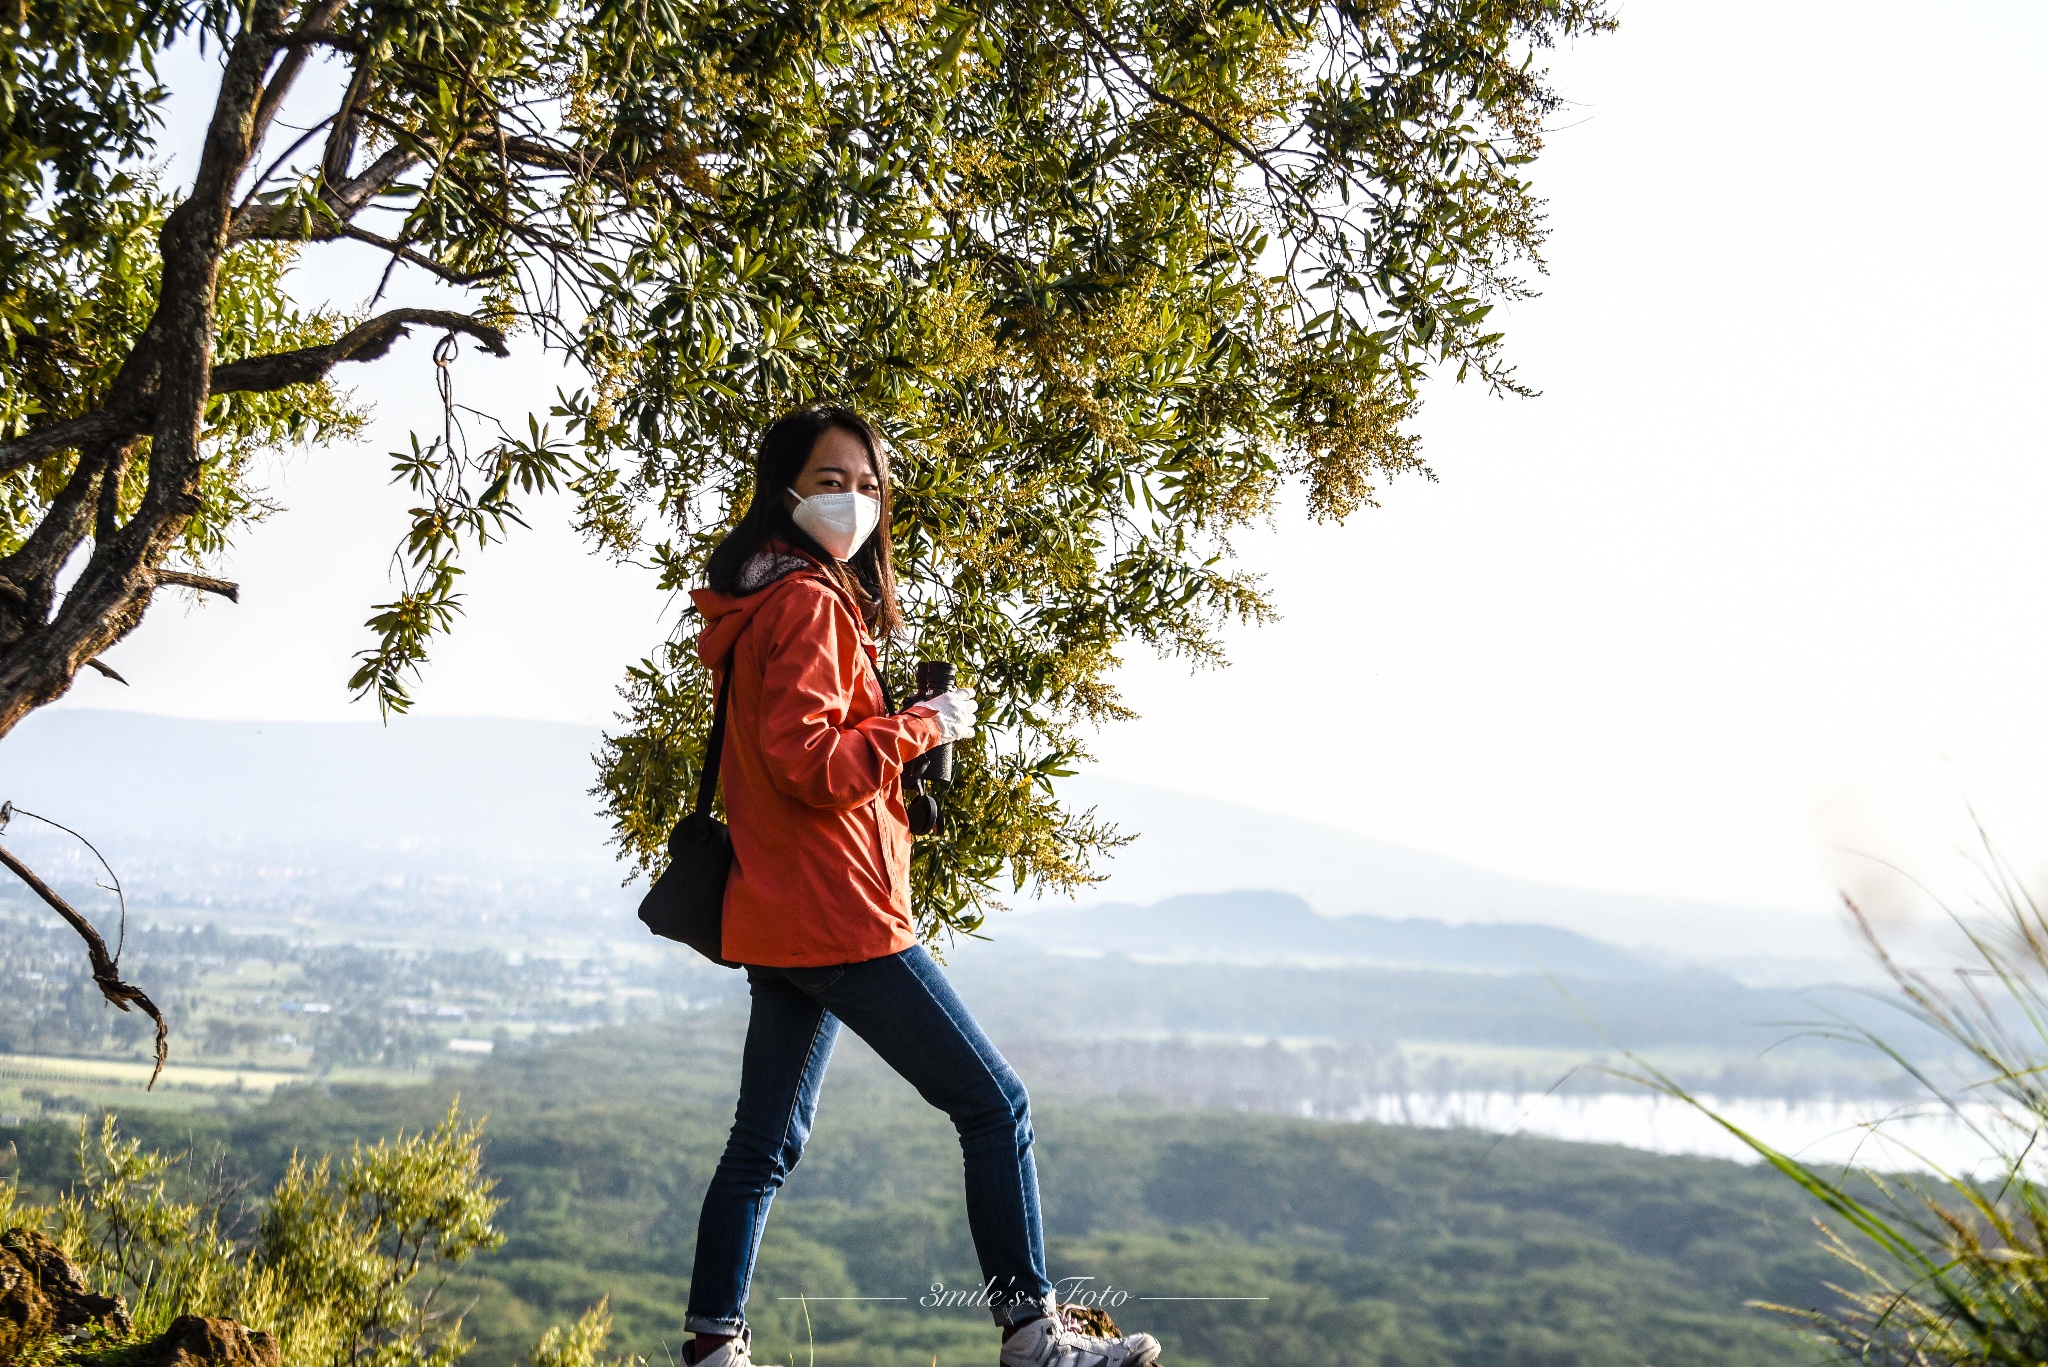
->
[916,689,978,744]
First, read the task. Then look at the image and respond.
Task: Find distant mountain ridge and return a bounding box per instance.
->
[1058,775,1857,979]
[3,710,1854,978]
[994,889,1664,978]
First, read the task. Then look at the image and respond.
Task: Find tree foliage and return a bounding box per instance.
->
[0,1103,611,1367]
[1,0,1611,935]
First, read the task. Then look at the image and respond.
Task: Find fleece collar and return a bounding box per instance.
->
[691,548,875,667]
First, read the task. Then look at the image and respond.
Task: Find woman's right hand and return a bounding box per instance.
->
[915,689,978,744]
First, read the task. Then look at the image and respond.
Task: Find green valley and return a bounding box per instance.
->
[4,1007,1839,1367]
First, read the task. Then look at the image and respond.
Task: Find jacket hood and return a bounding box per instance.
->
[692,549,869,667]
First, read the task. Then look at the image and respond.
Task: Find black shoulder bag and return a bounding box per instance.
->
[636,656,740,967]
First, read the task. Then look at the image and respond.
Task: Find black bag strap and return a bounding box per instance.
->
[867,646,896,715]
[692,651,736,817]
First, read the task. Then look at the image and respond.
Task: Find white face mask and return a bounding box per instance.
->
[787,487,882,561]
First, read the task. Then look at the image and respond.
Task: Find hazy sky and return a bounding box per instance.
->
[60,1,2048,916]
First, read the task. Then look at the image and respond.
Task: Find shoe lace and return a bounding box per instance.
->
[1050,1317,1123,1361]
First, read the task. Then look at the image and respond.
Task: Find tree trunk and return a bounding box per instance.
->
[0,0,287,741]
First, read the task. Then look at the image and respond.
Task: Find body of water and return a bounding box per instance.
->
[1345,1090,2018,1173]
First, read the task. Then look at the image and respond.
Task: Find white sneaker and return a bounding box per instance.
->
[1000,1312,1161,1367]
[684,1327,753,1367]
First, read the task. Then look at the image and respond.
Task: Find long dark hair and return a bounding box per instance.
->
[705,405,905,638]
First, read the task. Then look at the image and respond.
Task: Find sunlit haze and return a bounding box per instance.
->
[52,1,2048,925]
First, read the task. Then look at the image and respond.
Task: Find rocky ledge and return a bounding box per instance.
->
[0,1229,277,1367]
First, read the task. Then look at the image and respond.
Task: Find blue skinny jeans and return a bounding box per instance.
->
[684,944,1055,1332]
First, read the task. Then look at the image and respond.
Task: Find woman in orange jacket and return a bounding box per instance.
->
[680,407,1160,1367]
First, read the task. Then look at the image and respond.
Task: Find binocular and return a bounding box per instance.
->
[906,660,952,837]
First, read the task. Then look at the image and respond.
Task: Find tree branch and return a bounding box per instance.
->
[322,45,379,190]
[329,142,420,215]
[139,0,292,523]
[210,308,509,394]
[234,114,336,224]
[233,140,420,241]
[0,313,506,477]
[277,28,362,53]
[153,569,241,602]
[0,828,168,1088]
[0,410,139,477]
[336,224,511,284]
[249,0,350,149]
[498,134,600,177]
[1047,0,1310,210]
[95,439,133,541]
[0,440,111,600]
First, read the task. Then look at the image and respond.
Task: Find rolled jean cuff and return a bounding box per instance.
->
[990,1294,1056,1328]
[685,1315,746,1335]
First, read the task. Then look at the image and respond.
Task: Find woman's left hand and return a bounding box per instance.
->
[915,689,978,744]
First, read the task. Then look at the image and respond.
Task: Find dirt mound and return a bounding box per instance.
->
[126,1317,280,1367]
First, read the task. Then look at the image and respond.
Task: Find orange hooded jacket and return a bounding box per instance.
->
[691,553,946,967]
